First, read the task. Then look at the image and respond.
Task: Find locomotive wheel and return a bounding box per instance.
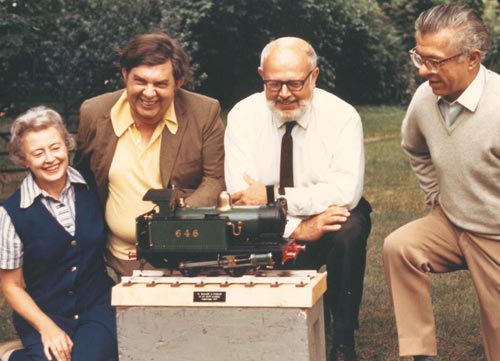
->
[179,268,199,277]
[225,267,250,277]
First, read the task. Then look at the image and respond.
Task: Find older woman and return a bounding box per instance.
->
[0,107,117,361]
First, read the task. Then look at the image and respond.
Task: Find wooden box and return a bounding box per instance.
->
[112,270,327,361]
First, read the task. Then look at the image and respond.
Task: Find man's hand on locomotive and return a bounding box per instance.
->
[231,174,350,242]
[291,205,349,242]
[231,174,268,205]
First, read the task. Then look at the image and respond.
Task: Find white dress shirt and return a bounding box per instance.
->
[225,88,365,236]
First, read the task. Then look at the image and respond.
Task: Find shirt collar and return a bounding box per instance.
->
[19,166,87,208]
[437,65,487,112]
[110,90,178,136]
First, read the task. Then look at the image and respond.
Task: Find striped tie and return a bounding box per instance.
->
[55,203,74,234]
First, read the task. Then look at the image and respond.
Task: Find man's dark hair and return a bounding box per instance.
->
[118,32,192,84]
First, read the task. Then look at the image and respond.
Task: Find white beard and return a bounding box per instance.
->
[267,97,311,122]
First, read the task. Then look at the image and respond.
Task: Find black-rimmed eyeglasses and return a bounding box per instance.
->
[409,47,465,73]
[263,69,315,92]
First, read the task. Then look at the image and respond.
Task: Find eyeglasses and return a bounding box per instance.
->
[409,47,465,73]
[263,69,315,92]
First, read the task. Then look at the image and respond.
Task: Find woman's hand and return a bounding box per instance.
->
[40,321,74,361]
[0,268,74,360]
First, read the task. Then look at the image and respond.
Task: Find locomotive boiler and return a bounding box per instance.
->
[132,188,304,276]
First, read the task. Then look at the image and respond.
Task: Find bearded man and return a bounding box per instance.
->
[224,37,372,361]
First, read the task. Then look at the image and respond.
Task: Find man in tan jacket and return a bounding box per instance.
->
[74,32,225,278]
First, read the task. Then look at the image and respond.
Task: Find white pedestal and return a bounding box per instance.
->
[112,270,327,361]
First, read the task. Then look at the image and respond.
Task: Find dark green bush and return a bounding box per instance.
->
[2,0,496,113]
[184,0,409,106]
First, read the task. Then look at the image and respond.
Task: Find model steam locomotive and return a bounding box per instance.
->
[131,188,304,276]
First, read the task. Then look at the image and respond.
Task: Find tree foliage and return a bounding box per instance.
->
[482,0,500,72]
[1,0,498,113]
[182,0,409,106]
[377,0,484,51]
[0,0,167,114]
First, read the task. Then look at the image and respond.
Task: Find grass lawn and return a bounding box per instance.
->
[0,105,486,360]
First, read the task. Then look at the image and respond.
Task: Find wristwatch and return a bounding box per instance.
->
[276,195,288,212]
[265,184,288,211]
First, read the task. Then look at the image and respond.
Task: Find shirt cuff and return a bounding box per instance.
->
[283,216,302,238]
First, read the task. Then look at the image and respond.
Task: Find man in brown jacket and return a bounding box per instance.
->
[74,32,225,277]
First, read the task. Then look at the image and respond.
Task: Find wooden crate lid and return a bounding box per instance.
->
[112,270,327,308]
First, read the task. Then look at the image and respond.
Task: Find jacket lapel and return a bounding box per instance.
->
[94,108,119,203]
[159,90,189,188]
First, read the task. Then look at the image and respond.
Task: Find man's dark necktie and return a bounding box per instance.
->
[279,121,297,193]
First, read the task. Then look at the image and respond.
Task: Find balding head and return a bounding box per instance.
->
[257,37,319,123]
[260,37,317,70]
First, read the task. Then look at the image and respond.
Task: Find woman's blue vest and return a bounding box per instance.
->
[2,177,115,343]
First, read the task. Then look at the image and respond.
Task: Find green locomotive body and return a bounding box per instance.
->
[134,189,303,276]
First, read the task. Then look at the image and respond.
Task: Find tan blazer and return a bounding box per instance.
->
[74,88,225,207]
